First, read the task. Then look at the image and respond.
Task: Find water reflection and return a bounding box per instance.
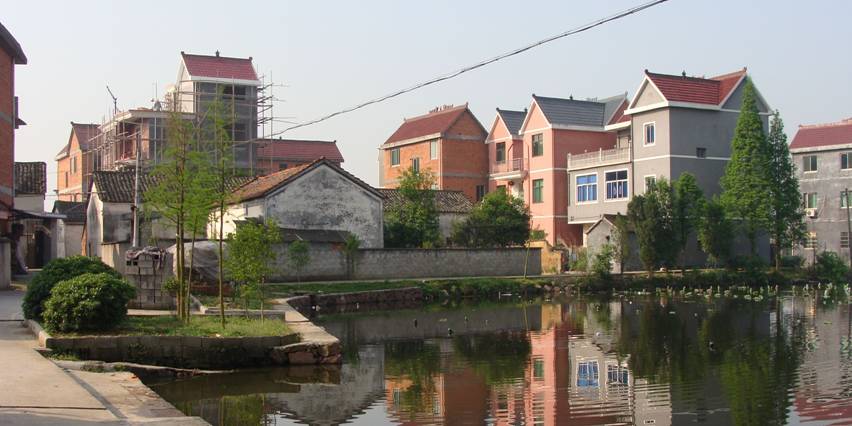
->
[147,294,852,425]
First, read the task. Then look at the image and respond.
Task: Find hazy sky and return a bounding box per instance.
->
[6,1,852,208]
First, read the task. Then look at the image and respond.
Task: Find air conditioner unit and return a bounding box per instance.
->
[806,208,818,218]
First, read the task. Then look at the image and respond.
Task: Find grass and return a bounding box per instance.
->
[52,315,291,338]
[268,280,423,295]
[195,294,275,310]
[267,277,554,298]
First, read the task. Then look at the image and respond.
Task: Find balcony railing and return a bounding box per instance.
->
[490,157,527,176]
[567,145,631,170]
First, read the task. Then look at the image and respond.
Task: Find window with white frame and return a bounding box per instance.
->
[532,179,544,203]
[430,140,438,160]
[605,170,629,200]
[643,122,655,145]
[804,192,817,209]
[576,174,597,203]
[496,142,506,163]
[805,232,818,249]
[577,361,599,387]
[607,364,629,385]
[842,153,852,170]
[532,133,544,157]
[803,155,817,173]
[644,175,656,192]
[411,157,420,172]
[390,148,400,166]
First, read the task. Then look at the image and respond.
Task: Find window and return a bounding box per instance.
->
[475,185,485,202]
[643,122,655,145]
[644,175,656,192]
[605,170,629,200]
[222,85,247,100]
[577,361,599,387]
[843,153,852,170]
[576,174,597,203]
[803,155,817,173]
[390,148,400,166]
[532,134,544,157]
[532,179,544,203]
[842,192,852,208]
[607,365,629,385]
[805,232,818,249]
[496,142,506,163]
[71,156,77,174]
[696,147,707,158]
[842,232,850,249]
[64,172,68,187]
[411,157,420,172]
[804,192,817,209]
[533,359,545,381]
[430,140,438,160]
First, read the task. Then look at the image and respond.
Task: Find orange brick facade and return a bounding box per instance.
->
[56,128,97,202]
[0,48,14,224]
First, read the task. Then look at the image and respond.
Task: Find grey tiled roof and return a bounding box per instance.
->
[378,188,473,214]
[496,109,526,136]
[14,162,46,195]
[52,200,86,223]
[91,170,252,204]
[532,94,627,128]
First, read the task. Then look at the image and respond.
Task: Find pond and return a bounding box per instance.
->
[146,291,852,425]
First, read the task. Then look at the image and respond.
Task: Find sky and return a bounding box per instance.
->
[6,0,852,209]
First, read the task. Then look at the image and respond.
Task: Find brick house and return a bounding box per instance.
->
[255,138,344,175]
[0,22,26,231]
[379,104,488,202]
[55,122,99,202]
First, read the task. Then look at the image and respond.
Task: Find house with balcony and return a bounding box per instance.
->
[379,104,488,202]
[790,118,852,262]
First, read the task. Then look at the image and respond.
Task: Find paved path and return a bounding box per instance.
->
[0,288,206,425]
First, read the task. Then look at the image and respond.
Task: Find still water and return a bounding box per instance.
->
[147,292,852,425]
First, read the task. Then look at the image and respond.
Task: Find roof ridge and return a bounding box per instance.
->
[710,67,748,81]
[645,70,721,84]
[181,52,253,62]
[403,104,468,122]
[533,94,608,105]
[799,118,852,129]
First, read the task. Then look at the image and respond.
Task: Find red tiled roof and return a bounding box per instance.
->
[181,52,258,81]
[644,68,746,105]
[608,100,630,125]
[790,118,852,150]
[384,104,474,145]
[72,122,100,151]
[256,139,344,163]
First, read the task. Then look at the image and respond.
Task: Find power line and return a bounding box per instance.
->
[272,0,671,136]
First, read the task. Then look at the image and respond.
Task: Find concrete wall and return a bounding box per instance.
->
[13,194,43,212]
[269,244,541,282]
[438,212,465,243]
[64,223,83,257]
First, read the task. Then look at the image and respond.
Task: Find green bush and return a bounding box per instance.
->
[780,255,804,269]
[569,248,589,272]
[591,244,615,279]
[23,256,122,320]
[815,251,849,284]
[42,273,136,332]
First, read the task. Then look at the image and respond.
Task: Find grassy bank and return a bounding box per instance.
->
[268,277,555,299]
[52,315,290,338]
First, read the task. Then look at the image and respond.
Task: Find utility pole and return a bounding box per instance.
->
[132,131,140,247]
[845,188,852,266]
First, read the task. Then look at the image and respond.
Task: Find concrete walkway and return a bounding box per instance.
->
[0,288,206,425]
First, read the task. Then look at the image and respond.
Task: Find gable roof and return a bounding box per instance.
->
[383,104,485,145]
[57,122,100,159]
[52,200,86,224]
[256,139,344,163]
[90,170,252,204]
[0,22,26,64]
[790,118,852,151]
[495,109,526,137]
[229,158,382,204]
[638,68,748,107]
[14,162,46,195]
[180,52,259,83]
[526,94,627,130]
[378,188,474,214]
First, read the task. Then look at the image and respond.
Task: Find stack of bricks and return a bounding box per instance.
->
[124,250,173,309]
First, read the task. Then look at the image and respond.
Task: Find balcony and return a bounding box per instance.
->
[567,145,631,171]
[489,157,527,180]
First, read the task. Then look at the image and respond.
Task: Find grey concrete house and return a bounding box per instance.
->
[51,200,85,258]
[378,188,474,242]
[790,118,852,263]
[576,68,772,266]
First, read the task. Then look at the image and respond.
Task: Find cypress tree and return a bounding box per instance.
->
[766,111,806,269]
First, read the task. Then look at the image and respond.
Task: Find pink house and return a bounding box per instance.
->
[488,95,628,246]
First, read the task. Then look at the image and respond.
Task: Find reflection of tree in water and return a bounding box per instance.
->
[384,340,442,419]
[177,394,268,426]
[452,332,531,385]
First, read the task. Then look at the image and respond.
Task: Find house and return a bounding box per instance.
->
[13,162,64,269]
[210,158,385,248]
[13,162,45,212]
[378,188,474,242]
[51,200,85,258]
[379,103,488,202]
[255,138,344,175]
[576,68,772,266]
[55,122,99,202]
[488,94,628,246]
[790,117,852,261]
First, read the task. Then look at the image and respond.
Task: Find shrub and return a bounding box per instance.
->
[42,273,136,332]
[780,255,804,269]
[23,256,122,320]
[815,251,849,284]
[569,248,589,272]
[592,244,615,279]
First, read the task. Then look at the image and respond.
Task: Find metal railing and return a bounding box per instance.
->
[490,157,527,175]
[567,145,631,170]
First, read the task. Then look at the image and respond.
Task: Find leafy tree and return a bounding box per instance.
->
[342,234,361,278]
[592,244,615,279]
[720,79,772,254]
[698,197,734,267]
[627,178,677,276]
[611,214,631,275]
[766,111,806,270]
[451,189,530,247]
[384,167,441,248]
[673,173,705,273]
[288,240,310,282]
[225,219,280,318]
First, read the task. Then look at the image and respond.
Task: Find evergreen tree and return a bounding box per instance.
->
[698,197,734,267]
[720,79,772,254]
[673,173,705,273]
[451,190,530,247]
[627,178,677,276]
[384,167,441,248]
[766,111,806,270]
[611,214,631,275]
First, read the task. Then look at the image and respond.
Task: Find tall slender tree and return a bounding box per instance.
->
[673,173,705,273]
[627,178,677,276]
[766,111,806,270]
[720,79,772,255]
[698,197,734,267]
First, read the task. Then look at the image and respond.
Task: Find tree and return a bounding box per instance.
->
[592,244,615,279]
[225,219,280,318]
[384,167,440,248]
[720,79,772,254]
[673,173,705,273]
[698,197,734,267]
[342,234,361,279]
[524,228,547,278]
[451,190,530,247]
[288,240,310,282]
[627,178,677,276]
[611,214,631,275]
[766,111,806,270]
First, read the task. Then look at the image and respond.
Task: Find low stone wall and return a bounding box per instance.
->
[287,287,424,317]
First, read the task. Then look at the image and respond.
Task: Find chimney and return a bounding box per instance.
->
[215,50,220,57]
[682,70,687,77]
